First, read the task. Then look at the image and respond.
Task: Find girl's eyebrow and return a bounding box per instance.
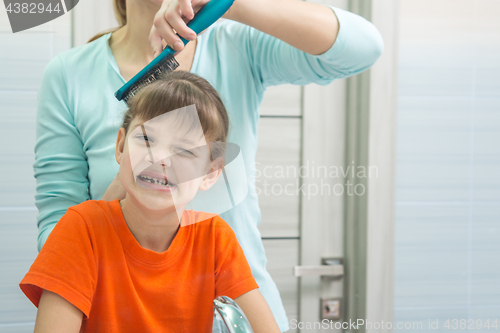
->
[132,122,202,146]
[132,123,156,133]
[175,131,205,145]
[174,137,200,147]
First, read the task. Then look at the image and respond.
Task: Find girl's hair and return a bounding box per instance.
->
[88,0,126,43]
[122,71,229,151]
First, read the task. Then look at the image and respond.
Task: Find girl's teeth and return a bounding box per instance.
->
[139,175,172,187]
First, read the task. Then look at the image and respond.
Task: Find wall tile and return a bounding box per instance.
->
[396,96,471,202]
[0,33,53,90]
[0,323,35,333]
[471,205,500,308]
[394,205,469,309]
[0,92,37,207]
[0,210,38,325]
[393,307,468,333]
[469,307,500,332]
[398,44,476,97]
[473,97,500,201]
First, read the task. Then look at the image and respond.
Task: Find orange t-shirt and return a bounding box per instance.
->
[20,200,258,332]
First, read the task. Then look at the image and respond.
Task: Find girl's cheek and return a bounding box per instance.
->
[128,145,149,168]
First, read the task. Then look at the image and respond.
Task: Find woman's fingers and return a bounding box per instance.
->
[153,10,185,52]
[150,0,204,56]
[150,1,170,55]
[149,25,164,57]
[149,0,196,56]
[165,6,197,41]
[178,0,194,20]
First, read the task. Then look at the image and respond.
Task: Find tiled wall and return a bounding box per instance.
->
[0,6,72,332]
[394,0,500,331]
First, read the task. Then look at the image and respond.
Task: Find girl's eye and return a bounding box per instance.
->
[136,135,154,144]
[179,148,195,156]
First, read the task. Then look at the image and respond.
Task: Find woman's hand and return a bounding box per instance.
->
[149,0,338,57]
[149,0,237,57]
[102,173,126,201]
[149,0,208,57]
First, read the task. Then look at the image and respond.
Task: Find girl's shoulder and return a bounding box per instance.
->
[182,210,237,240]
[182,210,220,226]
[182,210,234,231]
[67,200,116,229]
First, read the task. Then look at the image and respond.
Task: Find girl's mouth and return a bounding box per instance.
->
[136,174,177,192]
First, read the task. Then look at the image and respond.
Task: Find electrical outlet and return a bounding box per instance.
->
[321,298,341,320]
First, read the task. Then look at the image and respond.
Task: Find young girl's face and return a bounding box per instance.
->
[116,108,221,215]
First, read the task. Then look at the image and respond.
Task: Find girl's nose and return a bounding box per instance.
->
[160,156,172,168]
[145,149,172,167]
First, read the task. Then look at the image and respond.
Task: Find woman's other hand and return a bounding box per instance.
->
[149,0,236,57]
[102,173,126,201]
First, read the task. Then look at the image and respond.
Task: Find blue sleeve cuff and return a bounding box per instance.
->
[316,6,385,76]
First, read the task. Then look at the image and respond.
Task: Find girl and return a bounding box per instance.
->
[34,0,384,330]
[22,71,281,333]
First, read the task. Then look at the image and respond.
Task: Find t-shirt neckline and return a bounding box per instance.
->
[107,199,190,267]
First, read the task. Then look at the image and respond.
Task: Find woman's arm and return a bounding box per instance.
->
[34,55,90,251]
[228,0,339,56]
[149,0,383,88]
[234,289,281,333]
[149,0,338,56]
[34,290,83,333]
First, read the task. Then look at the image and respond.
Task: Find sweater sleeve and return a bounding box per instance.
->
[238,6,384,92]
[34,55,90,252]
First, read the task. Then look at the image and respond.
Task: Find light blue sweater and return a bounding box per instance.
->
[34,6,383,331]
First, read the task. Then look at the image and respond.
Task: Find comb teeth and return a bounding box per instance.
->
[123,55,180,105]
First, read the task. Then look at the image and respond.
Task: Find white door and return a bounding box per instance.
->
[256,2,348,331]
[258,1,399,332]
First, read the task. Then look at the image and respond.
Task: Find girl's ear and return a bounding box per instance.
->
[115,128,126,165]
[198,157,224,191]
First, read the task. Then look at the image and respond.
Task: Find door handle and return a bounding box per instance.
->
[293,258,344,277]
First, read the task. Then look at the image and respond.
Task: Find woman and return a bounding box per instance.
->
[34,0,383,331]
